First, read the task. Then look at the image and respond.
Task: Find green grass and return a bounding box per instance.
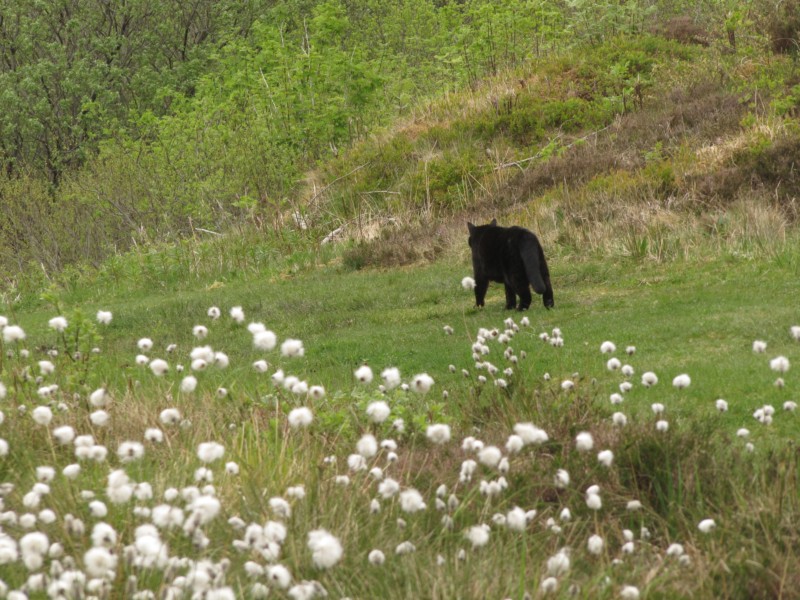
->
[1,247,799,598]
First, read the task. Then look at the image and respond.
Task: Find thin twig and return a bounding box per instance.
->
[307,162,370,206]
[493,124,612,171]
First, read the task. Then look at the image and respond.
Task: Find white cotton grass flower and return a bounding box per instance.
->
[540,577,558,594]
[697,518,716,533]
[378,478,400,499]
[96,310,112,325]
[366,401,391,424]
[90,410,110,427]
[506,435,524,453]
[230,306,245,323]
[477,445,502,468]
[597,450,614,467]
[52,425,75,445]
[2,324,25,343]
[770,356,790,373]
[753,340,767,353]
[656,420,669,432]
[32,406,53,426]
[89,388,108,408]
[290,380,308,395]
[144,428,163,443]
[426,424,451,445]
[750,402,773,425]
[253,330,277,351]
[307,529,343,569]
[411,373,434,394]
[159,408,181,426]
[48,316,68,332]
[514,423,548,445]
[248,322,266,334]
[308,385,325,401]
[280,339,305,358]
[586,491,602,510]
[38,360,55,375]
[790,325,800,341]
[149,359,168,376]
[207,306,221,320]
[672,373,691,389]
[192,325,208,340]
[380,367,401,390]
[348,454,367,471]
[641,371,658,387]
[587,534,604,555]
[465,524,490,549]
[288,406,314,429]
[546,548,570,577]
[620,586,641,600]
[212,352,229,369]
[666,543,684,557]
[197,442,225,463]
[461,276,476,290]
[180,376,198,393]
[612,412,628,426]
[600,341,616,354]
[252,360,269,373]
[610,393,624,405]
[399,489,426,513]
[627,500,642,511]
[354,365,373,384]
[357,434,378,458]
[575,431,594,452]
[117,441,144,463]
[606,358,621,371]
[784,401,798,412]
[368,549,385,565]
[554,469,570,489]
[396,541,416,555]
[715,399,729,412]
[651,403,665,415]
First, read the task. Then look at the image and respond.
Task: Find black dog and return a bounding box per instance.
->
[467,219,554,310]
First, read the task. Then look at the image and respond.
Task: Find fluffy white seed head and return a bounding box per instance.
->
[280,339,304,358]
[600,341,616,354]
[366,401,391,424]
[426,424,451,445]
[380,367,401,390]
[288,407,313,429]
[641,371,658,387]
[575,432,594,452]
[253,330,277,351]
[354,365,373,384]
[411,373,434,394]
[770,356,790,373]
[672,373,691,389]
[307,529,343,569]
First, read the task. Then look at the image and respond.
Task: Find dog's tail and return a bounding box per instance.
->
[520,235,547,294]
[520,234,554,308]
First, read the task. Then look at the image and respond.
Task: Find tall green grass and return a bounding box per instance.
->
[0,241,798,597]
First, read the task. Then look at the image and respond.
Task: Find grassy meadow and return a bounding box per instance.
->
[0,237,798,599]
[4,3,800,598]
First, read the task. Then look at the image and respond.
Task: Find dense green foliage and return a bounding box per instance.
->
[3,0,800,288]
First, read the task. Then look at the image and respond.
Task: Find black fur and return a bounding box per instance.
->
[467,219,554,310]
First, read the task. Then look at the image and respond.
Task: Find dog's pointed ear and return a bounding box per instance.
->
[490,218,497,226]
[467,222,476,234]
